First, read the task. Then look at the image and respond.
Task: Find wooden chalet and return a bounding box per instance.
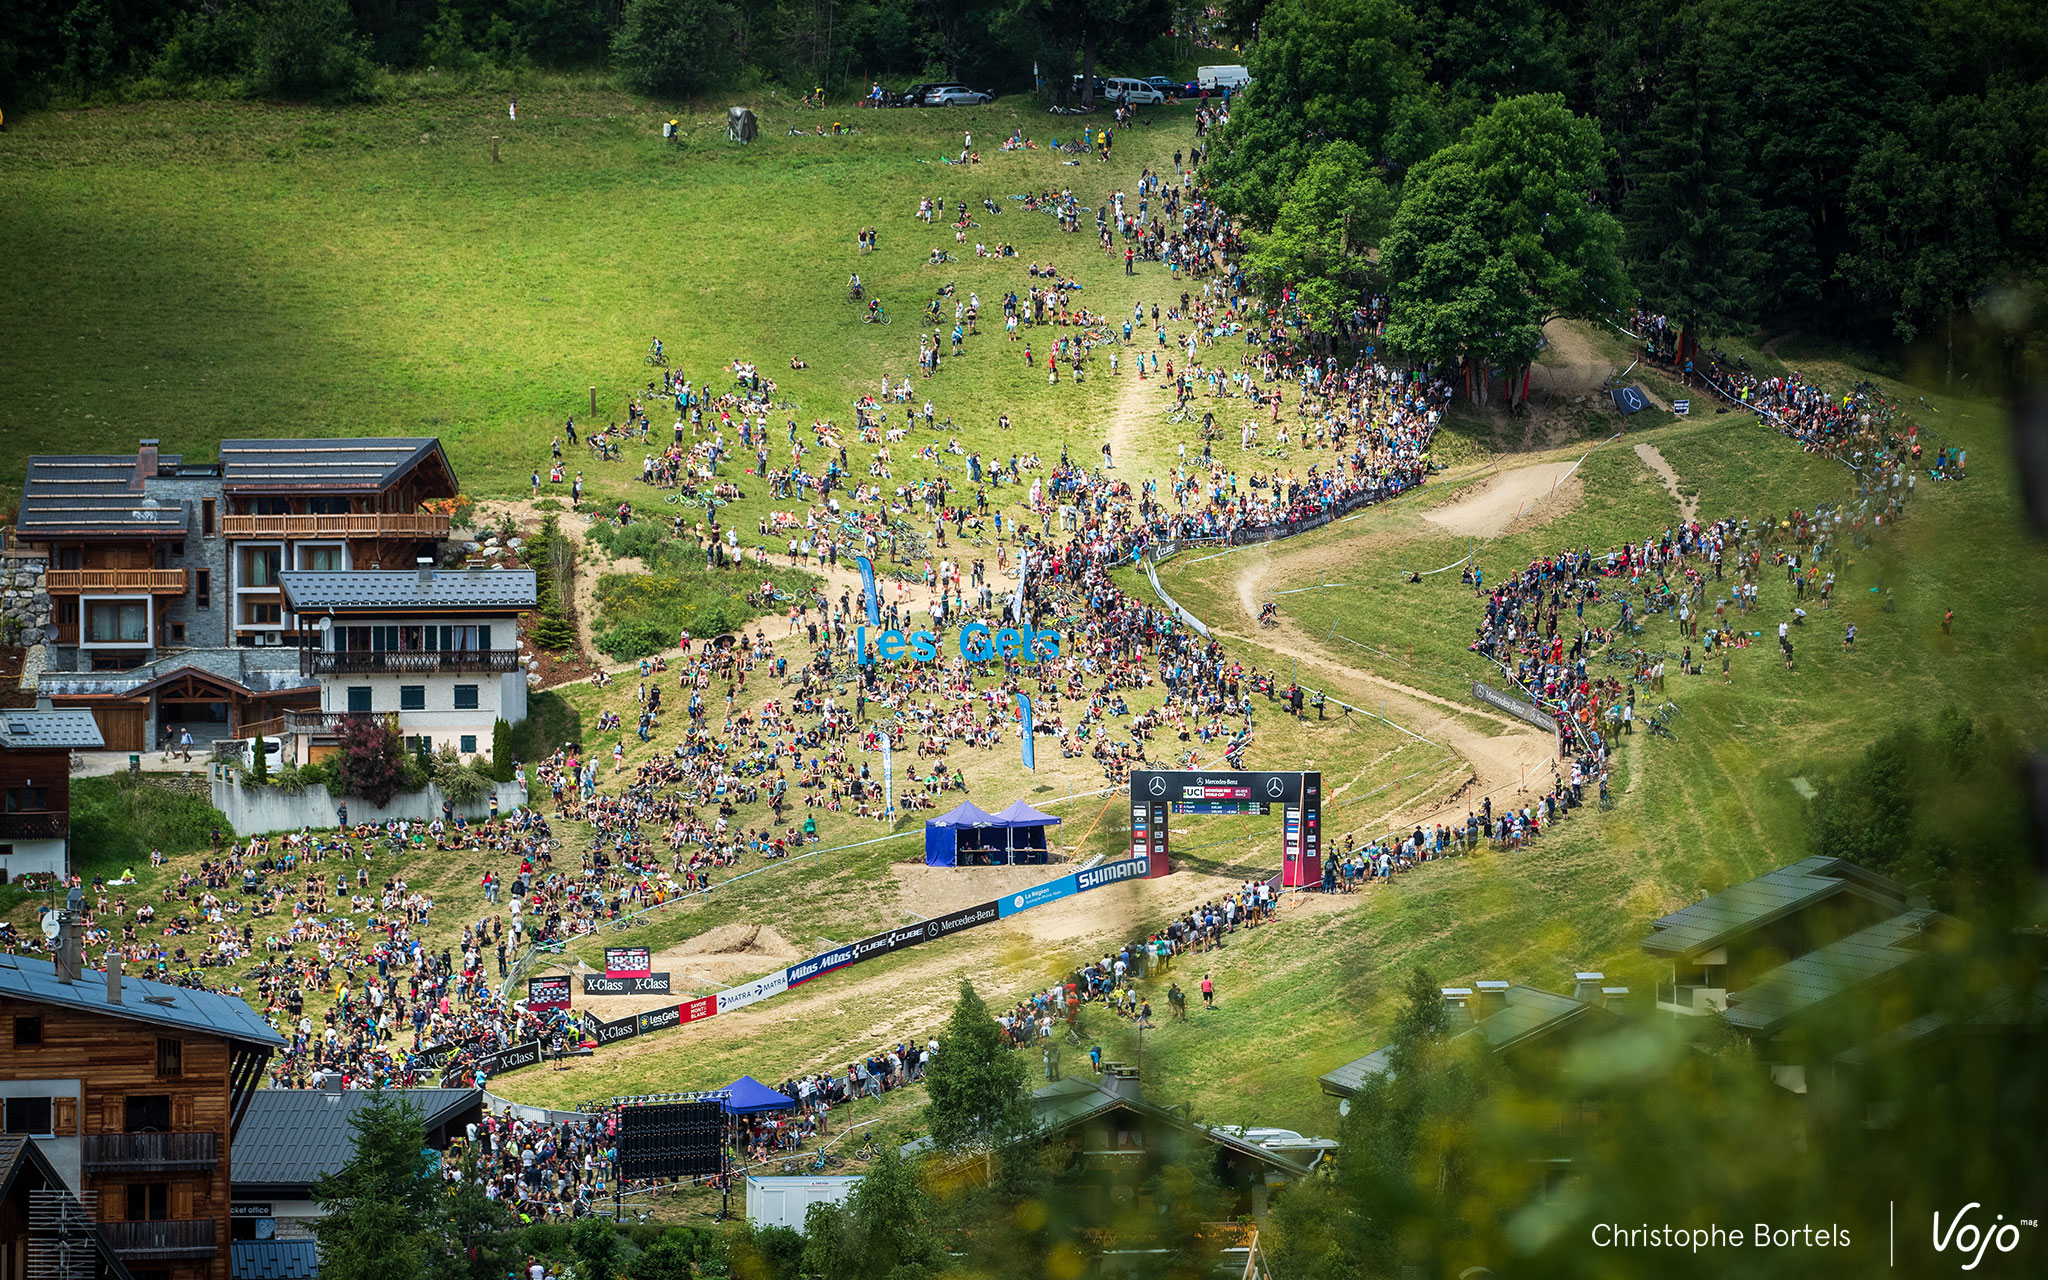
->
[0,934,283,1280]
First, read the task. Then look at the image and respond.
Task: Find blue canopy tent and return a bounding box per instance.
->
[924,801,1000,866]
[994,799,1061,865]
[720,1075,795,1114]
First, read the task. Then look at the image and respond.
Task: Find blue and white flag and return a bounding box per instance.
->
[1019,695,1034,770]
[882,732,895,814]
[856,555,882,625]
[1011,547,1027,623]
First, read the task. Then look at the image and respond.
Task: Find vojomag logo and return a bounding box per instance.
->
[1933,1205,2036,1270]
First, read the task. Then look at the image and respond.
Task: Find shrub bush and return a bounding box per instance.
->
[329,716,409,806]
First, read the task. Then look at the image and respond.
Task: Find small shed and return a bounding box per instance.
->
[994,799,1061,865]
[923,800,1000,866]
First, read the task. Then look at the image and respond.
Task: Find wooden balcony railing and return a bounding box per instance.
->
[0,812,65,841]
[82,1131,219,1174]
[220,512,451,540]
[101,1217,218,1257]
[302,649,521,676]
[43,568,188,594]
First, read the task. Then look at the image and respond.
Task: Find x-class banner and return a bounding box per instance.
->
[594,1016,640,1047]
[484,1041,543,1076]
[604,946,653,977]
[582,973,673,995]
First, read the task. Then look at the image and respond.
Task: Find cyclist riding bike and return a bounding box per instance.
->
[848,273,863,301]
[866,297,882,322]
[1258,601,1279,627]
[650,337,663,359]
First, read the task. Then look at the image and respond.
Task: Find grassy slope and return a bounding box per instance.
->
[5,87,2042,1135]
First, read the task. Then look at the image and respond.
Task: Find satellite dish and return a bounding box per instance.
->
[41,912,60,940]
[318,616,332,632]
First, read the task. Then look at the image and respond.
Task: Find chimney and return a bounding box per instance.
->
[53,916,82,984]
[106,949,123,1004]
[1572,971,1605,1003]
[417,557,434,590]
[131,439,160,492]
[1440,987,1474,1026]
[35,695,52,713]
[1474,979,1509,1019]
[1100,1063,1143,1103]
[1601,986,1629,1012]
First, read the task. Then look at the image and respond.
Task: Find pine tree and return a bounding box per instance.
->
[1621,0,1761,342]
[922,979,1033,1152]
[311,1092,435,1280]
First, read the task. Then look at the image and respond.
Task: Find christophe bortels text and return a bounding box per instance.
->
[854,623,1063,665]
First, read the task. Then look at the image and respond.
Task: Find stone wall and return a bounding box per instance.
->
[0,556,50,647]
[209,774,528,836]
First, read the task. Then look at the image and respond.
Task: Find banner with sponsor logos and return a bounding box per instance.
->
[481,1040,544,1077]
[583,972,673,996]
[487,856,1151,1076]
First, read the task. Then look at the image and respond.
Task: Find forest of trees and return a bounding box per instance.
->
[1213,0,2048,382]
[0,0,1194,108]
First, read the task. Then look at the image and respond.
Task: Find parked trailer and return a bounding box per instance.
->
[744,1175,861,1233]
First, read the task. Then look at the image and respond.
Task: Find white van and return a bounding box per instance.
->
[1104,76,1165,106]
[1197,64,1252,92]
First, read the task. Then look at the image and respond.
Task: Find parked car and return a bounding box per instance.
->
[888,82,944,107]
[1144,76,1184,96]
[925,84,993,106]
[1070,74,1108,101]
[1103,77,1166,105]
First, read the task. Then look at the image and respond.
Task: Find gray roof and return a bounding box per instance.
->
[0,708,105,750]
[1319,985,1612,1098]
[17,455,189,539]
[1722,909,1945,1036]
[220,438,448,493]
[1641,856,1909,959]
[0,952,284,1050]
[37,648,316,700]
[232,1241,319,1280]
[278,569,537,613]
[234,1089,480,1190]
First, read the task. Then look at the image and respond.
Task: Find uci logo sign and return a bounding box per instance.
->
[1933,1205,2036,1270]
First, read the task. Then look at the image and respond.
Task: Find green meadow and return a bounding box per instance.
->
[5,86,2044,1142]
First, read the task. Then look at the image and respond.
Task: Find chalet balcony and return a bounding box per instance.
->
[101,1217,218,1258]
[0,812,65,841]
[82,1131,219,1174]
[300,649,521,676]
[43,568,188,595]
[219,512,451,540]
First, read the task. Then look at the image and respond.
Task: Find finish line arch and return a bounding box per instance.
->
[1129,770,1324,887]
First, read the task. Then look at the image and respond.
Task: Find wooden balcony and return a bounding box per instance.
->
[82,1131,219,1174]
[43,568,188,595]
[101,1217,218,1258]
[220,512,451,540]
[0,812,65,841]
[302,649,521,676]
